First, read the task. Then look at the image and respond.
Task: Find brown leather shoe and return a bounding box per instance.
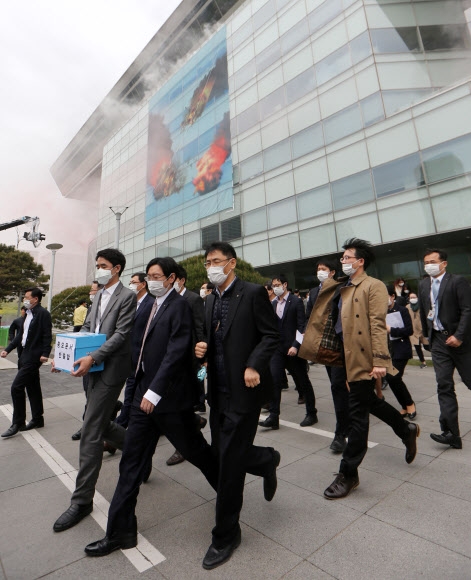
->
[166,450,185,466]
[103,442,117,455]
[324,473,359,500]
[403,422,420,464]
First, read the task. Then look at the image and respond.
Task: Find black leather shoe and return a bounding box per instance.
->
[103,442,117,455]
[430,431,462,449]
[258,416,279,430]
[20,417,44,431]
[85,534,137,557]
[264,450,281,501]
[195,415,207,430]
[166,450,185,466]
[407,403,417,420]
[110,400,123,421]
[202,530,241,570]
[403,422,420,464]
[1,423,25,438]
[71,428,82,441]
[300,414,318,427]
[330,435,347,453]
[53,502,93,532]
[324,473,359,500]
[194,403,206,413]
[297,396,305,405]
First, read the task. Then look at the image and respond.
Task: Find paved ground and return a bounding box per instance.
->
[1,361,471,579]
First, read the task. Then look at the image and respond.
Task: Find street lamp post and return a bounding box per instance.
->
[46,243,63,312]
[109,207,128,250]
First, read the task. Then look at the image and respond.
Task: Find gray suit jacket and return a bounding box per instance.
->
[81,281,136,387]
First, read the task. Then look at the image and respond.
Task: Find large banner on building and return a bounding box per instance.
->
[145,27,232,239]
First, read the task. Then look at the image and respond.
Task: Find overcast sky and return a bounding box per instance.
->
[0,1,181,272]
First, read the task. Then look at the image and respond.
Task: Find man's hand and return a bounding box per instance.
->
[287,346,298,356]
[140,396,155,414]
[0,351,7,358]
[244,367,260,388]
[50,359,61,373]
[40,356,48,364]
[369,366,387,379]
[386,325,391,333]
[446,335,462,348]
[70,355,94,377]
[195,341,207,359]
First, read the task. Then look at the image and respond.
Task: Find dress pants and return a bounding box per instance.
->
[386,358,414,410]
[340,379,409,478]
[11,359,43,425]
[327,366,350,438]
[107,406,218,538]
[431,331,471,437]
[269,351,316,416]
[71,377,127,505]
[114,375,136,428]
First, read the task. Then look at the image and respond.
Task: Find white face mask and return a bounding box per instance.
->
[89,294,95,302]
[388,298,394,307]
[424,262,444,277]
[129,283,141,294]
[95,268,113,286]
[409,298,418,304]
[342,259,360,277]
[23,299,33,309]
[398,282,405,287]
[147,279,170,297]
[317,270,329,282]
[207,261,232,287]
[174,281,182,293]
[273,285,285,297]
[200,289,207,299]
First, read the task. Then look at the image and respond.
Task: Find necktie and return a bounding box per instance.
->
[135,299,158,374]
[432,278,443,330]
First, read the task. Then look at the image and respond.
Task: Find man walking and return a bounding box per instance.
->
[419,249,471,449]
[1,288,52,437]
[53,248,136,532]
[321,239,420,499]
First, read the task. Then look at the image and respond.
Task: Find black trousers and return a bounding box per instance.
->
[414,344,425,363]
[386,358,414,410]
[11,359,43,425]
[431,331,471,437]
[269,351,316,416]
[340,379,409,478]
[210,394,277,548]
[327,366,350,438]
[107,406,218,538]
[114,375,136,428]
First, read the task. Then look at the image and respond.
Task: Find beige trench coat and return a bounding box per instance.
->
[406,304,429,346]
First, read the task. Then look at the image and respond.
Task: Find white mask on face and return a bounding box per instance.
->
[23,300,32,309]
[95,268,113,286]
[129,283,141,294]
[200,289,207,299]
[273,285,285,297]
[424,262,444,277]
[342,259,360,277]
[388,298,394,307]
[398,282,405,286]
[207,261,231,286]
[317,270,329,283]
[409,298,418,304]
[147,279,169,297]
[174,281,182,293]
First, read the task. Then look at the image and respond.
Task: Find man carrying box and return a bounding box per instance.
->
[53,248,136,533]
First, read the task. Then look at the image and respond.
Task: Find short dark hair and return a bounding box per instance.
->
[95,248,126,277]
[342,238,375,270]
[264,280,272,290]
[386,284,396,297]
[204,241,237,260]
[25,287,43,302]
[177,265,188,281]
[206,282,215,290]
[20,306,26,312]
[146,257,178,279]
[272,274,288,285]
[316,258,338,273]
[131,272,147,290]
[424,248,447,261]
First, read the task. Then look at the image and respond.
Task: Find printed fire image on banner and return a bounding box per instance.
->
[145,27,233,240]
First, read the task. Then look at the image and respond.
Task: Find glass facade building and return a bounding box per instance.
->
[52,0,471,289]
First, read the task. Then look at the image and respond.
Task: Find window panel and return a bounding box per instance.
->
[268,197,297,228]
[244,207,268,235]
[221,216,242,241]
[296,185,332,218]
[233,59,256,91]
[371,27,420,53]
[263,138,291,171]
[237,103,259,134]
[256,41,282,74]
[332,170,375,210]
[240,153,263,182]
[281,19,310,56]
[291,123,324,159]
[259,86,286,121]
[316,44,352,86]
[420,24,471,51]
[360,92,385,127]
[422,134,471,183]
[232,20,253,51]
[379,200,435,242]
[432,189,471,232]
[184,230,201,253]
[308,0,342,34]
[201,224,220,247]
[382,89,434,116]
[253,0,276,29]
[373,152,425,197]
[286,67,317,105]
[269,232,300,262]
[300,223,337,257]
[336,212,381,246]
[350,31,372,65]
[324,103,362,144]
[243,240,270,267]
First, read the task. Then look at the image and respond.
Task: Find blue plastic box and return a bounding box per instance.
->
[55,332,106,373]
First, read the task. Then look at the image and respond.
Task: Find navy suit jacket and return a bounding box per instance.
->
[134,289,195,414]
[131,293,155,366]
[388,303,413,360]
[272,293,306,353]
[419,273,471,345]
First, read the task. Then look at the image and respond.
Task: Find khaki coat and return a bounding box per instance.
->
[406,304,429,346]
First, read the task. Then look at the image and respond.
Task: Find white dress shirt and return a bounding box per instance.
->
[276,292,289,319]
[21,309,33,347]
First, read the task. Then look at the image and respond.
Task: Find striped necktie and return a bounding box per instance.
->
[135,299,158,374]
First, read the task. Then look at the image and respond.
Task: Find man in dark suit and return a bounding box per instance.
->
[419,248,471,449]
[259,274,317,430]
[53,248,136,532]
[84,257,219,557]
[1,288,52,437]
[8,306,26,360]
[114,272,154,429]
[195,242,280,570]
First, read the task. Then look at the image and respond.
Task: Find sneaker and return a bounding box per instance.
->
[420,362,427,369]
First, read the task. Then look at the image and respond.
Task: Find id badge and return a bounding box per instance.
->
[427,309,434,321]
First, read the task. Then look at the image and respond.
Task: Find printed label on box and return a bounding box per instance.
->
[55,337,76,373]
